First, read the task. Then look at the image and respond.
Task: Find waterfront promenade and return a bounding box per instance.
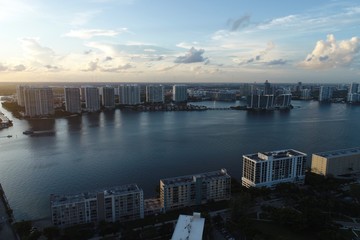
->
[0,184,18,240]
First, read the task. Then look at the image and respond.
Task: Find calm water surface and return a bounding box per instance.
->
[0,100,359,220]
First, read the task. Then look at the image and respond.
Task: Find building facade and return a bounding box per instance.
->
[50,184,144,227]
[64,87,81,113]
[146,85,164,103]
[319,86,333,102]
[16,85,26,107]
[119,84,141,105]
[311,147,360,177]
[24,87,54,117]
[172,85,187,102]
[274,94,292,108]
[247,94,275,110]
[160,169,231,212]
[242,149,307,188]
[84,87,100,112]
[100,86,115,108]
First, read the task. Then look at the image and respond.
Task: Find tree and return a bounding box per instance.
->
[43,226,60,240]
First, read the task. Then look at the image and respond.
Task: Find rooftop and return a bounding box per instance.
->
[314,147,360,158]
[160,169,230,185]
[244,149,306,162]
[171,212,205,240]
[50,184,142,206]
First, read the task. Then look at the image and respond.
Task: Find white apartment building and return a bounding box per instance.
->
[172,85,187,102]
[24,87,54,117]
[50,184,144,227]
[146,85,164,103]
[84,87,100,112]
[16,85,26,107]
[64,87,81,113]
[119,84,141,105]
[100,86,115,108]
[160,169,231,212]
[242,149,307,188]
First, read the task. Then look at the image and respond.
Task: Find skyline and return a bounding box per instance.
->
[0,0,360,83]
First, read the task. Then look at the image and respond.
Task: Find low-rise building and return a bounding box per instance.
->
[242,149,307,188]
[311,147,360,177]
[171,212,205,240]
[50,184,144,227]
[160,169,231,212]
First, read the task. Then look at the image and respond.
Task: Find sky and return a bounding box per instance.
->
[0,0,359,83]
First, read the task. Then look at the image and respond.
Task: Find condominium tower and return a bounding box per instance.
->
[84,87,100,112]
[146,85,164,103]
[319,86,333,102]
[16,85,26,107]
[242,149,307,188]
[24,87,54,117]
[100,86,115,108]
[172,85,187,102]
[119,84,141,105]
[50,184,144,227]
[160,169,231,212]
[64,87,81,113]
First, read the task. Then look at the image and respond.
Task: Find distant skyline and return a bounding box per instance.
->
[0,0,359,83]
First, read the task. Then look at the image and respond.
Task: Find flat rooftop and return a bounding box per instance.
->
[314,147,360,158]
[244,149,306,162]
[171,213,205,240]
[50,184,142,206]
[161,169,230,185]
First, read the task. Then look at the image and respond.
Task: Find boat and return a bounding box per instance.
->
[7,135,12,138]
[23,130,34,135]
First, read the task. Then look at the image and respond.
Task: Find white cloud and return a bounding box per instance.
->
[300,34,360,69]
[20,38,56,66]
[64,28,127,39]
[174,47,207,64]
[0,0,35,21]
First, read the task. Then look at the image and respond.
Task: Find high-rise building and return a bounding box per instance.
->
[247,94,275,110]
[239,83,251,97]
[242,149,307,188]
[172,85,187,102]
[349,82,359,94]
[300,89,311,100]
[319,86,333,102]
[24,87,54,117]
[311,147,360,177]
[50,184,144,227]
[275,94,292,108]
[16,85,26,107]
[84,87,100,112]
[64,87,81,113]
[100,86,115,108]
[160,169,231,212]
[146,85,164,103]
[264,80,273,95]
[119,84,141,105]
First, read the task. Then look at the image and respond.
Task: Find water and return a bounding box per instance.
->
[0,100,360,220]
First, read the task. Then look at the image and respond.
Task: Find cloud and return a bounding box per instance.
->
[240,42,275,65]
[174,47,207,64]
[158,64,180,72]
[64,28,126,39]
[44,65,59,71]
[83,59,99,71]
[300,34,360,69]
[101,63,133,72]
[104,56,113,62]
[70,10,101,26]
[266,59,287,65]
[228,15,251,31]
[0,63,8,71]
[13,64,26,71]
[20,38,56,65]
